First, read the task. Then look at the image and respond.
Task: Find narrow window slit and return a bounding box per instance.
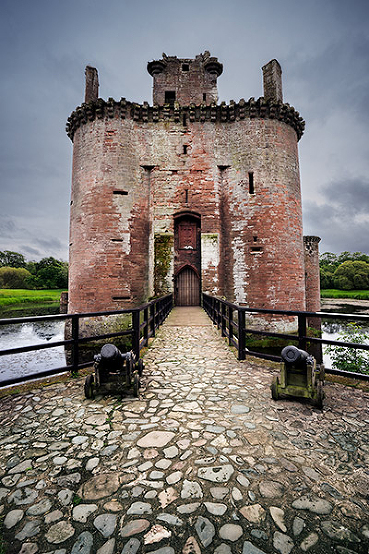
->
[113,190,128,195]
[249,172,255,194]
[165,91,176,106]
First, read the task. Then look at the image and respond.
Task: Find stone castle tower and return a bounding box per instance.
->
[66,52,320,325]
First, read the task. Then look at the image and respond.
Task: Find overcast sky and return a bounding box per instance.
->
[0,0,368,261]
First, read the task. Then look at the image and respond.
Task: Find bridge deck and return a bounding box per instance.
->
[165,306,213,326]
[1,309,369,553]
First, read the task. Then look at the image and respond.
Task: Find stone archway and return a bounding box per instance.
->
[174,212,201,306]
[175,266,200,306]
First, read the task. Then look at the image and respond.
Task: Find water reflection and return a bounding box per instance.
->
[322,314,369,369]
[0,320,66,383]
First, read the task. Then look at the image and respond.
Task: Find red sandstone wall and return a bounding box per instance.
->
[69,118,150,313]
[69,113,305,315]
[150,54,220,106]
[214,118,306,312]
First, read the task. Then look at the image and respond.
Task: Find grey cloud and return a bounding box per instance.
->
[21,245,42,258]
[34,237,63,251]
[287,33,369,124]
[322,179,369,215]
[0,217,17,238]
[303,177,369,254]
[0,214,67,261]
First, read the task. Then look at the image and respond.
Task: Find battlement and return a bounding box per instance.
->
[68,53,313,319]
[66,96,305,141]
[147,51,223,106]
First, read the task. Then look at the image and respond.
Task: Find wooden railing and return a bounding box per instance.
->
[0,294,173,387]
[202,293,369,381]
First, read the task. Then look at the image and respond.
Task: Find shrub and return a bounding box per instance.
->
[320,268,334,289]
[333,261,369,290]
[325,323,369,375]
[0,267,33,289]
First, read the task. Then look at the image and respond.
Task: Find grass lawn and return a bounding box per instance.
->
[0,289,64,307]
[321,289,369,300]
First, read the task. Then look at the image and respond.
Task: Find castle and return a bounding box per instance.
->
[66,52,320,327]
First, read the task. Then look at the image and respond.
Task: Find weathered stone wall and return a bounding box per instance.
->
[69,117,150,313]
[69,113,305,314]
[67,55,312,320]
[148,52,222,107]
[217,118,306,312]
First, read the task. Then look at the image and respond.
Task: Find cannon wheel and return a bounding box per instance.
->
[136,359,144,377]
[314,381,324,409]
[271,376,279,401]
[84,374,95,399]
[126,352,134,382]
[133,373,140,398]
[318,364,325,382]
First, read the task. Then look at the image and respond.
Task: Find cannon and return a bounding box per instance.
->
[84,344,143,399]
[271,345,325,408]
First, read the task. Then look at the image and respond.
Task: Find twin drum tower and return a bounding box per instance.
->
[66,52,320,331]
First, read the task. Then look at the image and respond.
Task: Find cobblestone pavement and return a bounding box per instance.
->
[1,308,369,554]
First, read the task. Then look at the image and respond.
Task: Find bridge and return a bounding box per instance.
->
[1,303,368,553]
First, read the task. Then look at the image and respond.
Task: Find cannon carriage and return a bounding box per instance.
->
[271,345,325,409]
[84,344,143,399]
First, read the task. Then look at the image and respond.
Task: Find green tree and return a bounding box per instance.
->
[325,323,369,375]
[320,268,334,289]
[319,252,338,269]
[25,261,37,275]
[0,267,33,289]
[337,251,369,265]
[0,250,26,268]
[333,260,369,290]
[35,257,68,289]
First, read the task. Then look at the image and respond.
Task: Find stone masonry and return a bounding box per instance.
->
[67,53,319,327]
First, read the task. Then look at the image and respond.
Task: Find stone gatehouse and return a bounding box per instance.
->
[66,52,320,320]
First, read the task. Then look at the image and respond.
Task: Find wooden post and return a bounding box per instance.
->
[298,314,307,351]
[229,306,233,346]
[71,314,79,374]
[238,309,246,360]
[132,310,140,359]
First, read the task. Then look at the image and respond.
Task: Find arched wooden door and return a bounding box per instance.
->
[176,267,200,306]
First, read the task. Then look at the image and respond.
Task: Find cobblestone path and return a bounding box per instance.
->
[1,308,369,553]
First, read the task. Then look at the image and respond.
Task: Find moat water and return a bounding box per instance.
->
[0,317,66,384]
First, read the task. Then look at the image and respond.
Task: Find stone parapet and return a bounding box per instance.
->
[66,96,305,142]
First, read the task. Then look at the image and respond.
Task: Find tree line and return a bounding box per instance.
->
[320,251,369,290]
[0,251,68,290]
[1,249,368,292]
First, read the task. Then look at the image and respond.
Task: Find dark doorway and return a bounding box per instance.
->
[176,266,200,306]
[174,212,201,306]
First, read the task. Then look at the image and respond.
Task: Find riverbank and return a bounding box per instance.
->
[0,289,64,318]
[320,297,369,314]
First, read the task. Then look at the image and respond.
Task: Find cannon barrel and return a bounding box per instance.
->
[281,345,309,367]
[94,343,126,372]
